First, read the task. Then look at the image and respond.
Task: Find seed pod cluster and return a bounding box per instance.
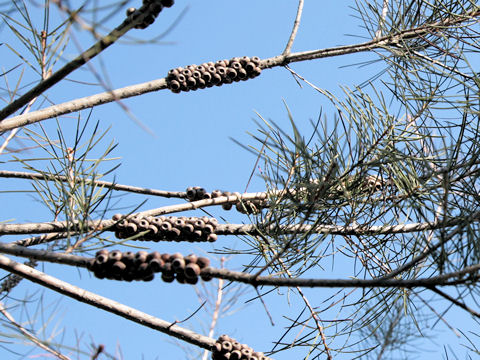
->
[212,335,273,360]
[112,214,218,243]
[126,0,175,30]
[167,56,262,93]
[185,188,267,214]
[87,250,213,284]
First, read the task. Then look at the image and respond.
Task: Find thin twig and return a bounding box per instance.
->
[0,170,186,198]
[428,286,480,319]
[0,302,72,360]
[201,257,224,360]
[374,0,390,39]
[283,0,304,55]
[0,254,217,350]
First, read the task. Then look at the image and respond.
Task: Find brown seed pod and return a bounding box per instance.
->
[175,272,186,284]
[251,67,262,77]
[211,190,222,198]
[194,219,205,229]
[176,73,186,83]
[116,218,128,229]
[147,251,161,262]
[207,233,218,242]
[185,276,198,285]
[161,272,175,283]
[93,268,106,279]
[218,335,231,343]
[161,253,171,262]
[229,350,242,360]
[221,341,233,353]
[160,221,172,231]
[211,73,222,85]
[227,68,238,79]
[203,224,215,234]
[136,262,152,278]
[241,348,253,357]
[197,257,211,269]
[112,213,123,221]
[222,203,233,210]
[185,263,201,279]
[138,219,150,231]
[251,56,261,65]
[213,342,223,353]
[201,71,212,82]
[135,251,148,265]
[126,222,138,233]
[185,254,198,264]
[168,227,181,239]
[186,77,196,88]
[112,261,126,275]
[171,257,185,272]
[121,251,135,265]
[230,61,242,70]
[182,69,192,77]
[182,223,195,234]
[232,342,242,351]
[149,258,164,273]
[200,271,213,282]
[192,230,203,240]
[245,62,256,73]
[237,68,248,80]
[216,66,227,77]
[175,218,186,227]
[96,249,108,258]
[108,250,123,263]
[241,56,251,64]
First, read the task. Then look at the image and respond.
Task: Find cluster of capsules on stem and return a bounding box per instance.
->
[166,56,262,93]
[111,214,218,242]
[87,250,212,284]
[186,187,267,215]
[126,0,174,29]
[212,335,273,360]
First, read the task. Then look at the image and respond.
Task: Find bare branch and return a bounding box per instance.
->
[0,254,217,350]
[0,170,186,198]
[283,0,304,55]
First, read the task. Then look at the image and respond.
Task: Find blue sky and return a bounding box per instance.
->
[1,1,478,359]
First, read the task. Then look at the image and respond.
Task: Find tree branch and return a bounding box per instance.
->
[282,0,304,55]
[0,243,479,290]
[2,210,479,238]
[1,8,478,133]
[0,254,216,350]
